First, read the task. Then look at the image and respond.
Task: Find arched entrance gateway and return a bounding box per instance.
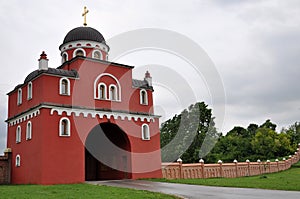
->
[85,123,132,181]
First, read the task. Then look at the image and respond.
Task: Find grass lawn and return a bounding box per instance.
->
[0,183,179,199]
[151,161,300,191]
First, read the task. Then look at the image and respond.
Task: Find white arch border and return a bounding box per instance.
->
[59,77,71,96]
[73,48,86,58]
[61,52,69,63]
[139,89,148,105]
[94,73,122,101]
[141,123,150,140]
[27,82,33,100]
[97,83,107,99]
[59,117,71,137]
[26,121,32,140]
[92,49,103,60]
[15,154,21,167]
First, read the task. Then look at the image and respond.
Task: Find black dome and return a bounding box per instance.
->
[62,27,106,45]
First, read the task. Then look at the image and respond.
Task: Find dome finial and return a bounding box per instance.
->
[82,6,89,26]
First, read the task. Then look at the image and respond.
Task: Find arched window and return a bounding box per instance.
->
[109,85,117,101]
[92,50,102,60]
[141,124,150,140]
[59,117,71,136]
[73,48,86,58]
[62,52,68,63]
[140,89,148,105]
[17,88,22,105]
[76,50,84,56]
[98,83,107,99]
[59,78,70,95]
[27,82,32,100]
[61,80,68,94]
[26,121,32,140]
[15,155,21,167]
[16,125,21,143]
[94,73,122,101]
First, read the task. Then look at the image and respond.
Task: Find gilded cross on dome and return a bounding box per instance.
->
[82,6,89,26]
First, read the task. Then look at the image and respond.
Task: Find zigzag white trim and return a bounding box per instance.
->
[50,107,156,122]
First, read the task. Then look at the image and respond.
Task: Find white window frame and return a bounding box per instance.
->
[73,48,86,58]
[141,124,150,140]
[16,125,21,143]
[27,82,33,100]
[15,154,21,167]
[17,88,22,105]
[59,78,71,96]
[59,117,71,137]
[109,84,118,101]
[140,89,148,105]
[61,52,68,63]
[26,121,32,140]
[92,50,103,60]
[93,73,121,101]
[98,83,107,99]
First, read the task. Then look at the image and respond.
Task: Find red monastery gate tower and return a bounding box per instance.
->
[6,22,162,184]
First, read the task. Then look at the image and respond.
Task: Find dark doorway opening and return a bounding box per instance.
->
[85,123,132,181]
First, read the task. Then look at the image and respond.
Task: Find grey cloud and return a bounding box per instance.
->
[0,0,299,136]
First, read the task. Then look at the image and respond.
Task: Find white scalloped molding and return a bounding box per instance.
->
[8,109,40,126]
[50,107,156,122]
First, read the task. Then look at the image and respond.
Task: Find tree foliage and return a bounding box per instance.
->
[160,104,299,163]
[205,120,296,163]
[160,102,220,163]
[259,119,277,131]
[281,122,300,148]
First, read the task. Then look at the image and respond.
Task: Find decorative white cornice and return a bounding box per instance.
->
[8,109,40,126]
[50,107,156,122]
[7,104,158,126]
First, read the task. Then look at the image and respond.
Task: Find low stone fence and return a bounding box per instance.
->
[162,144,300,179]
[0,149,12,184]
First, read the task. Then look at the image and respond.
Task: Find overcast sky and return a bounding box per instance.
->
[0,0,299,153]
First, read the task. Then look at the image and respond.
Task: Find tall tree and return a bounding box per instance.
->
[160,102,220,163]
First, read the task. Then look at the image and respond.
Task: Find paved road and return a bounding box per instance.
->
[87,180,300,199]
